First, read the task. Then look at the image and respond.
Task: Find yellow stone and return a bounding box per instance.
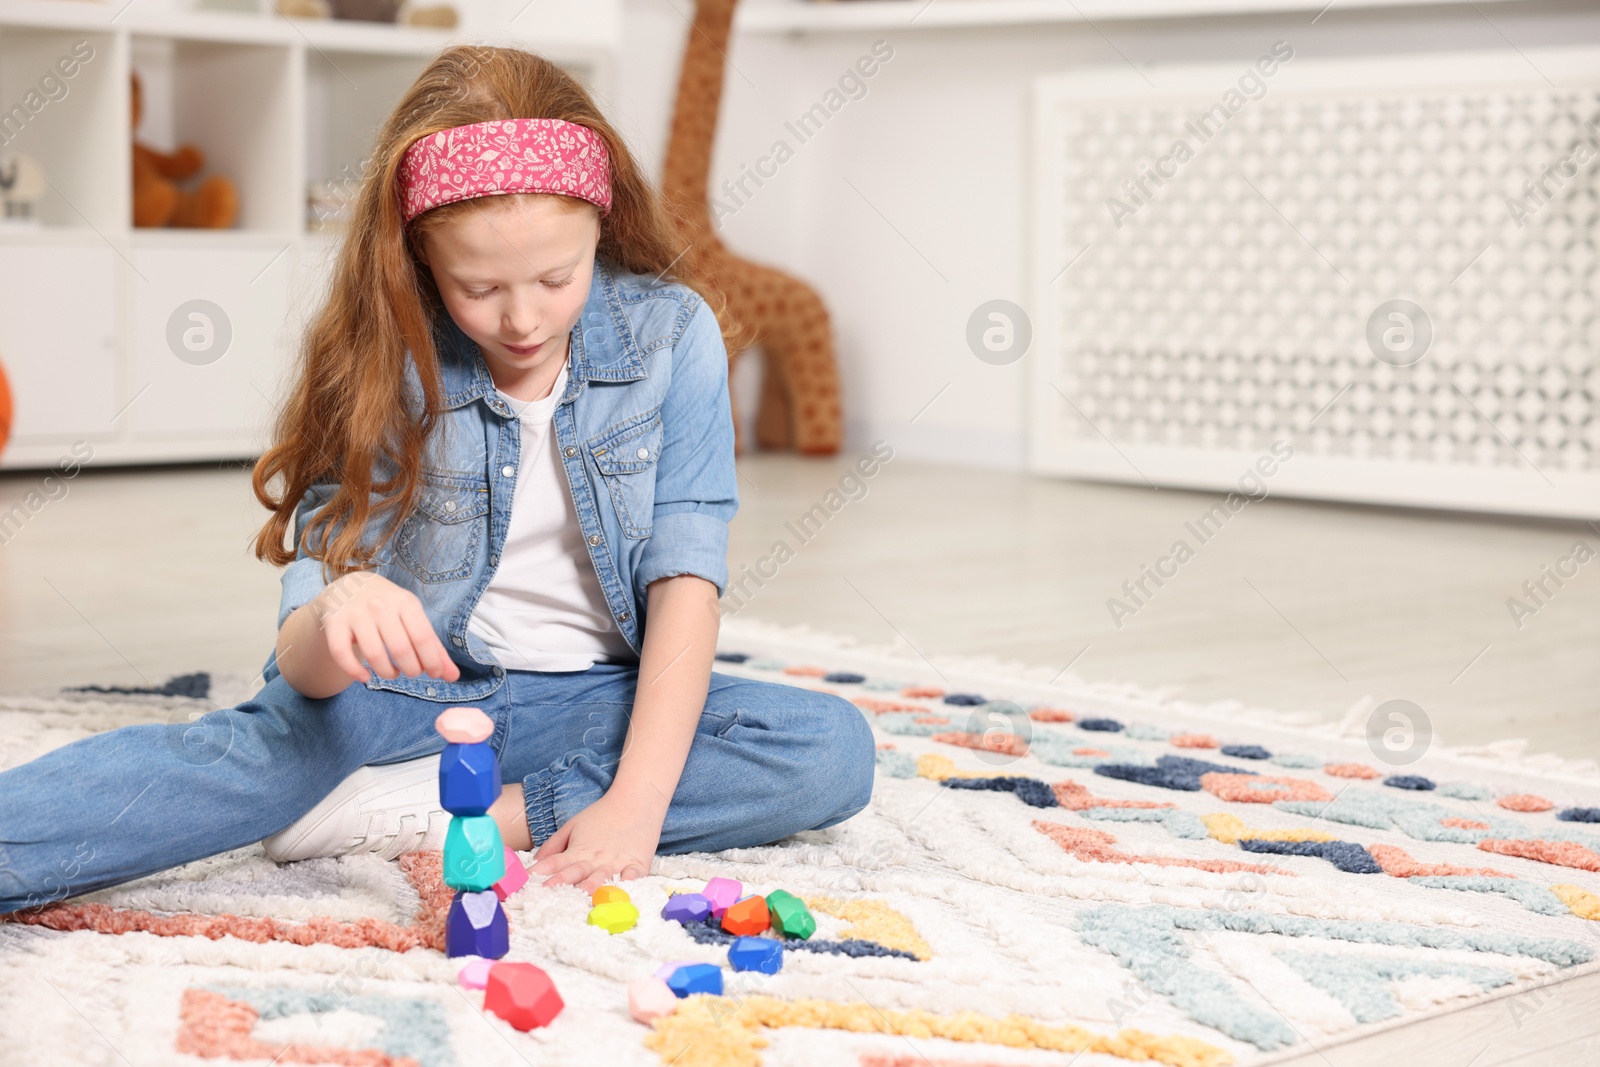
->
[587,900,639,934]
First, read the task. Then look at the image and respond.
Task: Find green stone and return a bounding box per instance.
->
[443,815,505,892]
[765,889,815,940]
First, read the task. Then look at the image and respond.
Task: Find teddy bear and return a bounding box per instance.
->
[131,71,238,229]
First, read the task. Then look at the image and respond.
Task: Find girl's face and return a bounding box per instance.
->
[417,193,601,400]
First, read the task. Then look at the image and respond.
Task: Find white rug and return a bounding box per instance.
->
[1,616,1597,1067]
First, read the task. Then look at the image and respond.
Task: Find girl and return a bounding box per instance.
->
[0,46,874,911]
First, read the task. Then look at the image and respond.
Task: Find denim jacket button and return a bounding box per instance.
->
[451,635,464,647]
[636,447,649,459]
[490,554,499,566]
[501,465,515,478]
[426,686,437,697]
[588,534,601,545]
[563,446,577,457]
[618,612,630,622]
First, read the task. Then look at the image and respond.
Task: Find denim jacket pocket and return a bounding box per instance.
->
[587,406,662,539]
[394,467,489,583]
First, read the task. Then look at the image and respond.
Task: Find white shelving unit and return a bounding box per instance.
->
[0,0,619,468]
[734,0,1536,34]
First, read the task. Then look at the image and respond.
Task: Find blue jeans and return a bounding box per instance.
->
[0,664,876,914]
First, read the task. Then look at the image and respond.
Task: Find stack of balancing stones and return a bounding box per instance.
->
[435,708,561,1032]
[437,707,525,959]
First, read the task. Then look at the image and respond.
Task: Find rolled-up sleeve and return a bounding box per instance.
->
[634,298,740,602]
[274,481,339,631]
[260,482,338,683]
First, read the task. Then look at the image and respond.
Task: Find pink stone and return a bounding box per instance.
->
[654,959,699,982]
[702,877,742,918]
[493,848,529,900]
[436,707,493,744]
[627,976,679,1024]
[458,958,495,990]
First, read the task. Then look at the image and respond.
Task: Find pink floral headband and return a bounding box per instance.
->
[399,117,612,223]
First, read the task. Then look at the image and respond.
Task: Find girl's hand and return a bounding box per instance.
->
[313,571,460,684]
[529,790,662,893]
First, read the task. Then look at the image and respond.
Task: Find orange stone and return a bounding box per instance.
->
[720,895,770,937]
[591,885,630,906]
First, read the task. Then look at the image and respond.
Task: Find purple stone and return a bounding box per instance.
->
[661,892,712,924]
[446,889,508,959]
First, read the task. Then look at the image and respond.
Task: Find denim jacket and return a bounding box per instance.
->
[259,256,739,703]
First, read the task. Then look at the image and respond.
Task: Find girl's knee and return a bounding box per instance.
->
[795,692,876,828]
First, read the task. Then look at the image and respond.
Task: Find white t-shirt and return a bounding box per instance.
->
[466,358,635,672]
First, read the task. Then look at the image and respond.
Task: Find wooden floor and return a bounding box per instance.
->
[1,452,1597,1064]
[1,451,1596,755]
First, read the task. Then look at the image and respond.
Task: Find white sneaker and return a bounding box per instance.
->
[263,755,451,863]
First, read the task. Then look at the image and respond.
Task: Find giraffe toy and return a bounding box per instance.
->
[662,0,844,455]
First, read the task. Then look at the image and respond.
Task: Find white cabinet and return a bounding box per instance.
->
[0,240,118,449]
[126,237,291,444]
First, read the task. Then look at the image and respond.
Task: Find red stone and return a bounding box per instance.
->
[484,962,563,1031]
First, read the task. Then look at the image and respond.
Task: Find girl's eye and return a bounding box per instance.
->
[545,276,576,289]
[465,288,494,300]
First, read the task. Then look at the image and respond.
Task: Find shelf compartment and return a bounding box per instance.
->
[303,47,422,232]
[130,33,298,233]
[0,27,124,231]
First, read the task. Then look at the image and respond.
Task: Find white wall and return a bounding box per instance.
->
[613,0,1600,469]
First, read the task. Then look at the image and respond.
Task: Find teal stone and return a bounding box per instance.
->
[443,815,506,891]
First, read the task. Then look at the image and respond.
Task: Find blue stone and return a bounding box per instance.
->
[665,962,723,998]
[440,741,501,816]
[728,936,784,974]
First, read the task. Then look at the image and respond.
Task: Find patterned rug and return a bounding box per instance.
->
[2,616,1598,1067]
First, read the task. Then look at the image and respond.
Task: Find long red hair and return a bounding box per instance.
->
[252,45,730,578]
